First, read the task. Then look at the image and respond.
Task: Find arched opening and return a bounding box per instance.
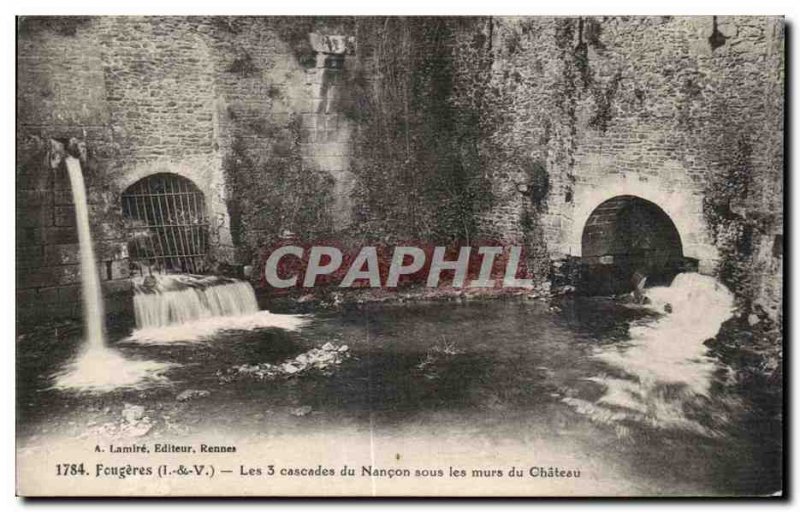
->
[121,173,209,275]
[579,195,690,295]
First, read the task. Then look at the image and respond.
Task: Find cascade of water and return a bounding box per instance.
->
[64,156,105,349]
[598,272,735,397]
[565,272,736,435]
[54,156,174,392]
[133,275,259,329]
[128,274,309,344]
[128,275,308,344]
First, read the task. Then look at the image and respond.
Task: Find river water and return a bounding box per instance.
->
[17,286,782,496]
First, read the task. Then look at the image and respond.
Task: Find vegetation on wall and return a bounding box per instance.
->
[18,16,92,37]
[340,17,494,244]
[223,113,335,261]
[704,134,782,410]
[702,136,763,305]
[699,93,780,315]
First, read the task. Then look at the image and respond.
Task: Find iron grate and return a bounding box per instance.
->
[121,173,210,275]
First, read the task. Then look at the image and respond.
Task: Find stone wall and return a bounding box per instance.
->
[16,16,784,323]
[16,16,358,322]
[17,18,128,323]
[478,16,784,318]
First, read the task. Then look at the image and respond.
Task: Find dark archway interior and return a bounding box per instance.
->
[580,195,688,295]
[121,173,210,275]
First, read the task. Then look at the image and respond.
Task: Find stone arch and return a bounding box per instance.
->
[112,158,217,209]
[120,172,210,274]
[110,157,235,265]
[565,174,717,267]
[579,195,686,293]
[581,195,683,262]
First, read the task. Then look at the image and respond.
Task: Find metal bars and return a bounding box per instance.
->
[121,173,209,275]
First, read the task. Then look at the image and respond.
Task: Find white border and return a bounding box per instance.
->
[3,1,796,510]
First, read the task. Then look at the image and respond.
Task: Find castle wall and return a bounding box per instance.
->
[16,16,784,323]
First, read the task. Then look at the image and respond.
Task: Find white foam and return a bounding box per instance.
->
[126,310,310,344]
[598,272,734,396]
[570,272,736,434]
[52,348,175,393]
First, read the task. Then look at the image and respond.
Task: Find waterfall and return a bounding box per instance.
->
[51,152,304,387]
[133,275,259,328]
[65,156,105,349]
[128,275,309,344]
[53,156,173,392]
[598,272,735,397]
[565,272,736,436]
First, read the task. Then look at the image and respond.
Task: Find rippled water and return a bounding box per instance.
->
[17,280,782,496]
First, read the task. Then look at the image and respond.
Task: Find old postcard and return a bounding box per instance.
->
[15,15,784,497]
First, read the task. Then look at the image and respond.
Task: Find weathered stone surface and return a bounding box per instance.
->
[474,16,783,318]
[15,16,783,324]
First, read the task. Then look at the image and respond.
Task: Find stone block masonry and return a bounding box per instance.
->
[16,16,783,324]
[17,16,359,323]
[476,16,783,319]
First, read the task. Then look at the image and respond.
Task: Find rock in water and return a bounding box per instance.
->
[122,404,145,423]
[176,389,210,402]
[218,342,350,382]
[290,405,313,417]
